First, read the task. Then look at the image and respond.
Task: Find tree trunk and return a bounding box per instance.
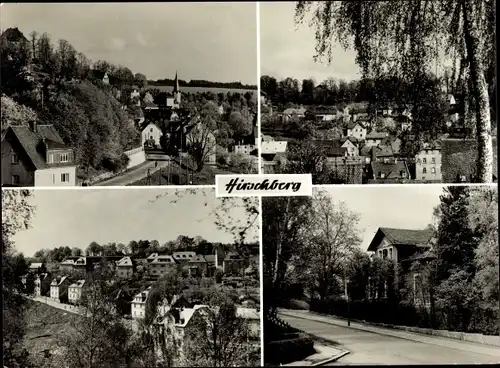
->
[463,0,494,183]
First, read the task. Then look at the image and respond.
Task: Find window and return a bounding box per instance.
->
[422,158,427,164]
[12,175,20,186]
[60,153,69,163]
[380,172,386,179]
[422,167,427,174]
[431,157,436,164]
[389,248,393,259]
[431,167,436,174]
[11,153,19,164]
[61,173,70,182]
[150,128,153,132]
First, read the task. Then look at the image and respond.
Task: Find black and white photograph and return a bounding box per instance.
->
[260,1,496,184]
[2,188,261,367]
[263,185,499,365]
[1,2,258,188]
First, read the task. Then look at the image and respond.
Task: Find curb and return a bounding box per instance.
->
[311,350,350,366]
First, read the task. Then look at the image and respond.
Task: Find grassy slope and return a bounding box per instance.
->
[23,299,81,355]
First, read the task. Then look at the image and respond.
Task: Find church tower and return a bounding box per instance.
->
[173,71,181,107]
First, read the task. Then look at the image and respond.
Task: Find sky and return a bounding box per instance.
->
[317,185,446,251]
[260,1,360,84]
[0,2,257,85]
[11,188,259,257]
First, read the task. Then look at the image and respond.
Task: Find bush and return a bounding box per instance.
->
[283,299,310,310]
[266,333,315,365]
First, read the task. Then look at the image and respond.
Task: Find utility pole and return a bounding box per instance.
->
[344,273,350,327]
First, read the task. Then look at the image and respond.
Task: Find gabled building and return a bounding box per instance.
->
[68,280,85,304]
[370,159,410,182]
[28,262,45,274]
[340,137,359,157]
[346,121,367,141]
[1,123,76,187]
[173,251,196,264]
[365,131,389,147]
[149,255,177,278]
[50,276,70,302]
[34,273,51,297]
[167,72,182,108]
[132,286,151,319]
[223,252,247,276]
[116,256,134,279]
[141,122,163,147]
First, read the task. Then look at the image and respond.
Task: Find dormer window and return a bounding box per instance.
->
[11,152,19,164]
[60,153,69,163]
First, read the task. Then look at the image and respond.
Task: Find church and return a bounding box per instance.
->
[166,71,181,108]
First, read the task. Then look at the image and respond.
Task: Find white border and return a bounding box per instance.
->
[256,0,262,176]
[258,194,264,367]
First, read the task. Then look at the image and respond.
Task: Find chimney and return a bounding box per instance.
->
[29,120,37,133]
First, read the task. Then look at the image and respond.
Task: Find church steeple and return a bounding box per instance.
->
[173,71,179,93]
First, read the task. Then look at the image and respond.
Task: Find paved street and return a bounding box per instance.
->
[279,310,500,365]
[94,160,171,186]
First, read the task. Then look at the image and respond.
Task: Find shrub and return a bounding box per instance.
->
[266,333,315,365]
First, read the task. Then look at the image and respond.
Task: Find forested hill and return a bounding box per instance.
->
[0,27,143,180]
[149,78,257,90]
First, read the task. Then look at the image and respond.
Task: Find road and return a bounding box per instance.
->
[94,160,171,186]
[279,311,500,365]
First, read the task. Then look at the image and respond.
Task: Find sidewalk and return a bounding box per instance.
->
[280,309,500,358]
[283,343,349,366]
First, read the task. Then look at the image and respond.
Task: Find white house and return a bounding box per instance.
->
[261,141,288,155]
[149,255,177,278]
[132,286,151,319]
[116,256,134,279]
[50,276,70,302]
[341,138,359,157]
[415,143,442,182]
[1,124,77,187]
[68,280,85,304]
[141,122,163,147]
[346,122,367,141]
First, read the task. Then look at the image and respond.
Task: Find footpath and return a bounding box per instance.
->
[280,309,500,358]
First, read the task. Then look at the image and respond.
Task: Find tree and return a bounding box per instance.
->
[301,78,315,105]
[1,95,38,135]
[58,267,132,368]
[228,111,252,140]
[262,196,314,315]
[186,102,219,172]
[134,73,148,88]
[295,0,495,182]
[183,291,254,367]
[87,241,103,256]
[306,190,362,301]
[71,247,83,257]
[2,189,36,367]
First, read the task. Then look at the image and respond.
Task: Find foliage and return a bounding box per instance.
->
[183,291,253,367]
[294,0,496,182]
[0,94,38,134]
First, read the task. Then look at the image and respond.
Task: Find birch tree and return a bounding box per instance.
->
[295,0,496,182]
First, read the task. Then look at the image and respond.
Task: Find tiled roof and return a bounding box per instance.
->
[368,227,433,251]
[204,255,216,263]
[69,280,85,288]
[373,145,394,157]
[380,227,434,246]
[173,251,196,260]
[29,262,43,269]
[366,131,388,140]
[117,256,133,267]
[261,141,288,154]
[151,255,176,264]
[371,160,409,179]
[6,125,71,170]
[189,254,207,263]
[347,121,366,129]
[360,145,373,156]
[225,252,243,261]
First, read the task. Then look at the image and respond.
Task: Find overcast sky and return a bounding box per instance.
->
[1,2,257,84]
[11,188,258,257]
[316,185,446,251]
[260,1,360,84]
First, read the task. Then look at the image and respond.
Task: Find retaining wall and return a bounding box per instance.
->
[125,146,146,169]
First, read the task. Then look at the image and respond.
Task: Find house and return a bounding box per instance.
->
[131,286,151,319]
[261,141,287,155]
[311,108,338,121]
[50,276,70,302]
[28,262,45,274]
[283,106,306,121]
[371,145,395,163]
[173,251,196,264]
[346,121,367,141]
[370,159,410,181]
[234,143,256,155]
[60,256,80,272]
[415,142,442,182]
[350,107,369,122]
[236,307,260,340]
[34,273,51,297]
[116,256,134,279]
[188,254,209,277]
[340,137,359,157]
[365,131,389,147]
[68,280,85,304]
[223,252,247,276]
[102,72,110,85]
[308,139,348,158]
[141,122,163,147]
[367,227,434,298]
[2,123,76,187]
[149,255,177,278]
[394,115,412,131]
